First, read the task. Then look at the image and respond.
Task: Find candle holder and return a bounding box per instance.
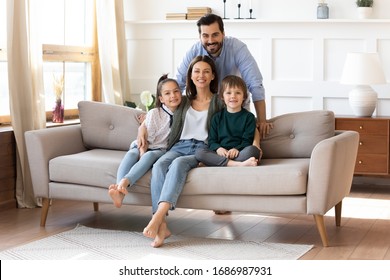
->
[235,3,242,19]
[223,0,229,19]
[247,8,256,19]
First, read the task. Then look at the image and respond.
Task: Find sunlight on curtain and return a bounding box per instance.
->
[96,0,130,105]
[7,0,46,208]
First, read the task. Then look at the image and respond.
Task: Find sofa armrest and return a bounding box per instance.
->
[25,124,87,198]
[306,130,359,214]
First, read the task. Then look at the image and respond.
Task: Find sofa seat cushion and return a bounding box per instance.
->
[49,149,126,188]
[182,158,309,196]
[50,150,309,196]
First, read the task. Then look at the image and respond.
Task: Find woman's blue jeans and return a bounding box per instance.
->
[150,139,207,213]
[117,147,165,187]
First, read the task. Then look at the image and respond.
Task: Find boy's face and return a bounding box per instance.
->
[199,22,225,57]
[222,86,244,113]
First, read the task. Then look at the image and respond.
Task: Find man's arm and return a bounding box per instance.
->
[253,100,273,139]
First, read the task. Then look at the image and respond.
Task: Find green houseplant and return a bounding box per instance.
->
[356,0,374,19]
[356,0,373,7]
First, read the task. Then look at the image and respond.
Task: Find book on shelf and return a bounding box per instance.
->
[187,7,212,14]
[186,7,212,20]
[166,13,187,20]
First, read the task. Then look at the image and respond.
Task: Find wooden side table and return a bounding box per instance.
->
[335,116,390,176]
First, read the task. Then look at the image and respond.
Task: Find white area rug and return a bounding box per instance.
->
[0,225,313,260]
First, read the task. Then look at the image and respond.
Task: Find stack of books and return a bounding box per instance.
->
[165,13,187,20]
[186,7,212,20]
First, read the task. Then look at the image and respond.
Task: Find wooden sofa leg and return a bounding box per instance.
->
[93,202,99,212]
[335,201,342,227]
[313,214,329,247]
[40,198,50,227]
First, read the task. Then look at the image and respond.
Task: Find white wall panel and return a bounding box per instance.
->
[323,97,352,116]
[377,99,390,116]
[271,96,312,117]
[378,39,390,83]
[272,39,313,81]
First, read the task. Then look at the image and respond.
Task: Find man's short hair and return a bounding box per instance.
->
[197,14,224,34]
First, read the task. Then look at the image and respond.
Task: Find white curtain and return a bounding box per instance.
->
[96,0,130,105]
[7,0,46,208]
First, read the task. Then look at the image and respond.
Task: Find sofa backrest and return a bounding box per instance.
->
[78,101,143,151]
[261,110,335,159]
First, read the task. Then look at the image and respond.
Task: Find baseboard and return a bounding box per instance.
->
[352,176,390,186]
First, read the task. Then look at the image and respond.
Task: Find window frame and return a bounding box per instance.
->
[0,2,100,125]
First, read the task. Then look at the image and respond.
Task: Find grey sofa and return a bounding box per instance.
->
[25,101,359,247]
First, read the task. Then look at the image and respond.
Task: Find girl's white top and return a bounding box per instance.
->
[131,105,173,150]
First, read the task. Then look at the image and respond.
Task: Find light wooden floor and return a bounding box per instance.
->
[1,183,390,259]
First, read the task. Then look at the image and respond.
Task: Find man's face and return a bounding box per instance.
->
[199,22,225,57]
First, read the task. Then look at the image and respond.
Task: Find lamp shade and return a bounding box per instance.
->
[340,52,386,85]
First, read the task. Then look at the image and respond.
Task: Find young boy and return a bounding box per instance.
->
[195,75,262,166]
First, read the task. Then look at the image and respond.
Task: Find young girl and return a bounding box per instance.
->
[108,74,182,208]
[195,75,262,166]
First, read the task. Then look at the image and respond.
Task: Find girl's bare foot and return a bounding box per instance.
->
[151,221,171,248]
[108,184,125,208]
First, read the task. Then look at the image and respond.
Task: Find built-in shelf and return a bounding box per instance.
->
[125,19,390,24]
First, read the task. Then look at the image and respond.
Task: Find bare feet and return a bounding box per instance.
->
[143,215,164,239]
[151,221,171,248]
[108,184,125,208]
[227,157,258,167]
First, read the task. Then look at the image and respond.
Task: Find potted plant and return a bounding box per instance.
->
[356,0,374,19]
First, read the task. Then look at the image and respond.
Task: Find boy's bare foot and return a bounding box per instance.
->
[227,157,258,167]
[151,221,171,248]
[108,184,125,208]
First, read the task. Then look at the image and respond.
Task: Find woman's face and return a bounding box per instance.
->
[191,61,215,90]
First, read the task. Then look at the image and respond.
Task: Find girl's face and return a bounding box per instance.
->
[222,85,244,113]
[191,61,215,90]
[159,81,182,112]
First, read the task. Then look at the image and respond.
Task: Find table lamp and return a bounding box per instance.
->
[340,52,386,117]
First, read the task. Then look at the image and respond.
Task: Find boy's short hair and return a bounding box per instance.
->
[219,75,248,101]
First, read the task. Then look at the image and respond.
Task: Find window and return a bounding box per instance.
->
[0,0,100,124]
[0,0,9,123]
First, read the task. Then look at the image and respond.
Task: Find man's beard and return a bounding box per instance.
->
[204,42,222,55]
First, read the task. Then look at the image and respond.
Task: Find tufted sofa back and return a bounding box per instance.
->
[261,110,335,159]
[78,101,143,151]
[78,101,335,157]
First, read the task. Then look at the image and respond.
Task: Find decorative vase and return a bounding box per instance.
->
[317,3,329,19]
[52,98,64,123]
[357,7,373,19]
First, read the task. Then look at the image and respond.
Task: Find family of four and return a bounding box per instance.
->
[108,14,272,248]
